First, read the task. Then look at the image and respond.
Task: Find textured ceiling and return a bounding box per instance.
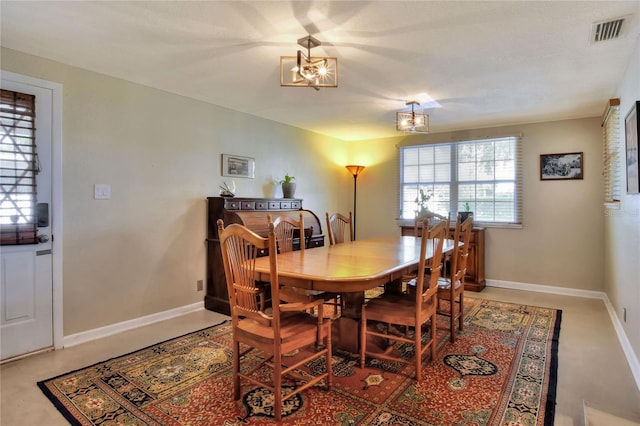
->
[1,1,639,141]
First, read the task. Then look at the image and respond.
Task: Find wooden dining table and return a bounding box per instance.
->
[254,235,456,353]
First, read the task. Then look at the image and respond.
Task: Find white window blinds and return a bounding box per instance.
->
[399,135,523,225]
[602,98,621,206]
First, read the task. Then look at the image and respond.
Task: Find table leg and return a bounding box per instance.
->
[331,279,404,354]
[331,291,364,354]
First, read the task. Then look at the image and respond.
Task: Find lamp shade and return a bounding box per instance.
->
[345,165,365,177]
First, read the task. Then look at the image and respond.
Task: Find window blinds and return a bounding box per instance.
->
[398,134,523,225]
[602,98,620,206]
[0,89,38,245]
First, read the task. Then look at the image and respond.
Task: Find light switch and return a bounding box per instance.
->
[94,184,111,200]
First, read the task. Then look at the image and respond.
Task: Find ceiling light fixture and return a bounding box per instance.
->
[396,101,430,133]
[280,35,338,91]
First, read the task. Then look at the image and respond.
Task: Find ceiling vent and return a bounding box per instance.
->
[591,17,626,43]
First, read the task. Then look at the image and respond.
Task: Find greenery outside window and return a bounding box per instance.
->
[399,135,523,226]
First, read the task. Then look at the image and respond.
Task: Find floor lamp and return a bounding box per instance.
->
[345,165,365,240]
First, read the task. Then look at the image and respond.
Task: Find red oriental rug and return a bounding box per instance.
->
[38,297,561,425]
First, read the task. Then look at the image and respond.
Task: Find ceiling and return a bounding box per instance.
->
[1,1,638,141]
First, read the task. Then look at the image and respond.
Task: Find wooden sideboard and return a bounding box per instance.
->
[205,197,325,315]
[400,225,486,292]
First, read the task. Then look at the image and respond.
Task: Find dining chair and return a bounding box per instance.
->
[413,210,450,239]
[359,220,446,382]
[437,213,473,342]
[217,219,333,421]
[269,213,339,322]
[323,211,356,313]
[269,212,307,254]
[402,210,450,288]
[325,211,354,245]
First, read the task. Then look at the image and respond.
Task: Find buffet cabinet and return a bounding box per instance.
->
[400,225,486,292]
[205,197,325,315]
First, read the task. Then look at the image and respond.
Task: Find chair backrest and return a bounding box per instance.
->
[325,211,354,245]
[454,213,474,284]
[414,211,450,238]
[217,219,280,328]
[413,220,446,311]
[268,212,305,253]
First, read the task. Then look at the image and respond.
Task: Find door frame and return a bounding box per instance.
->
[2,71,64,350]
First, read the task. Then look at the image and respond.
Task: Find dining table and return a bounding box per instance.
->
[253,235,456,353]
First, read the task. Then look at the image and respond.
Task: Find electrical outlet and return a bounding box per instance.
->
[94,184,111,200]
[197,280,204,291]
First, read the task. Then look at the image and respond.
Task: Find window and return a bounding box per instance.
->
[399,135,522,225]
[602,98,620,206]
[0,89,38,245]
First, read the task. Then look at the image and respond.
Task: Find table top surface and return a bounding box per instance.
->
[254,235,455,292]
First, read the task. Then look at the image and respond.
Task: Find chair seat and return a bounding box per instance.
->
[364,293,436,327]
[237,311,326,345]
[437,277,462,290]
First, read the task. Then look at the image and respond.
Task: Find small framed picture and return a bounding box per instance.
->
[221,154,255,179]
[624,101,639,194]
[540,152,583,180]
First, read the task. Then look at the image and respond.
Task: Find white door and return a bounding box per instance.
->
[0,77,54,360]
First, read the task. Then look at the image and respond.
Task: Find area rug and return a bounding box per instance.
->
[38,298,561,425]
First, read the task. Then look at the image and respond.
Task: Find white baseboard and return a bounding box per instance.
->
[62,302,204,348]
[486,279,606,299]
[485,279,640,393]
[601,293,640,394]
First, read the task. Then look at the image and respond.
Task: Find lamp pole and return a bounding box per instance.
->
[345,165,365,240]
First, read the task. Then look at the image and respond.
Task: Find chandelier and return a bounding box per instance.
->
[280,35,338,91]
[396,101,430,133]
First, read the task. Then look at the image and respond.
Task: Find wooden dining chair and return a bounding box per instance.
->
[269,213,306,254]
[437,213,473,342]
[359,220,446,382]
[402,210,450,288]
[414,210,450,239]
[323,211,356,313]
[269,213,339,322]
[325,211,354,245]
[217,219,333,421]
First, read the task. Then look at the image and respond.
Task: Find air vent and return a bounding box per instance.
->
[591,18,625,43]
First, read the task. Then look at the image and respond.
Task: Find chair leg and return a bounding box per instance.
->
[430,312,437,362]
[233,339,241,400]
[459,295,464,331]
[316,304,324,347]
[450,290,457,343]
[415,325,422,382]
[326,320,333,389]
[360,310,367,369]
[274,349,282,421]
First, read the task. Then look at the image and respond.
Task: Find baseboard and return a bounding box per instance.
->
[62,302,204,348]
[486,279,606,299]
[601,293,640,394]
[486,279,640,393]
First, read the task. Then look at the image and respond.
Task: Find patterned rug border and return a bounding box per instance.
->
[36,320,229,426]
[37,298,562,425]
[545,308,562,426]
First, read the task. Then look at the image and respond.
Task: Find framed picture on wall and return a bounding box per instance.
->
[625,101,639,194]
[221,154,255,179]
[540,152,584,180]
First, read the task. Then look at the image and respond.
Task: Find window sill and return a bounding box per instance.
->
[395,218,523,229]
